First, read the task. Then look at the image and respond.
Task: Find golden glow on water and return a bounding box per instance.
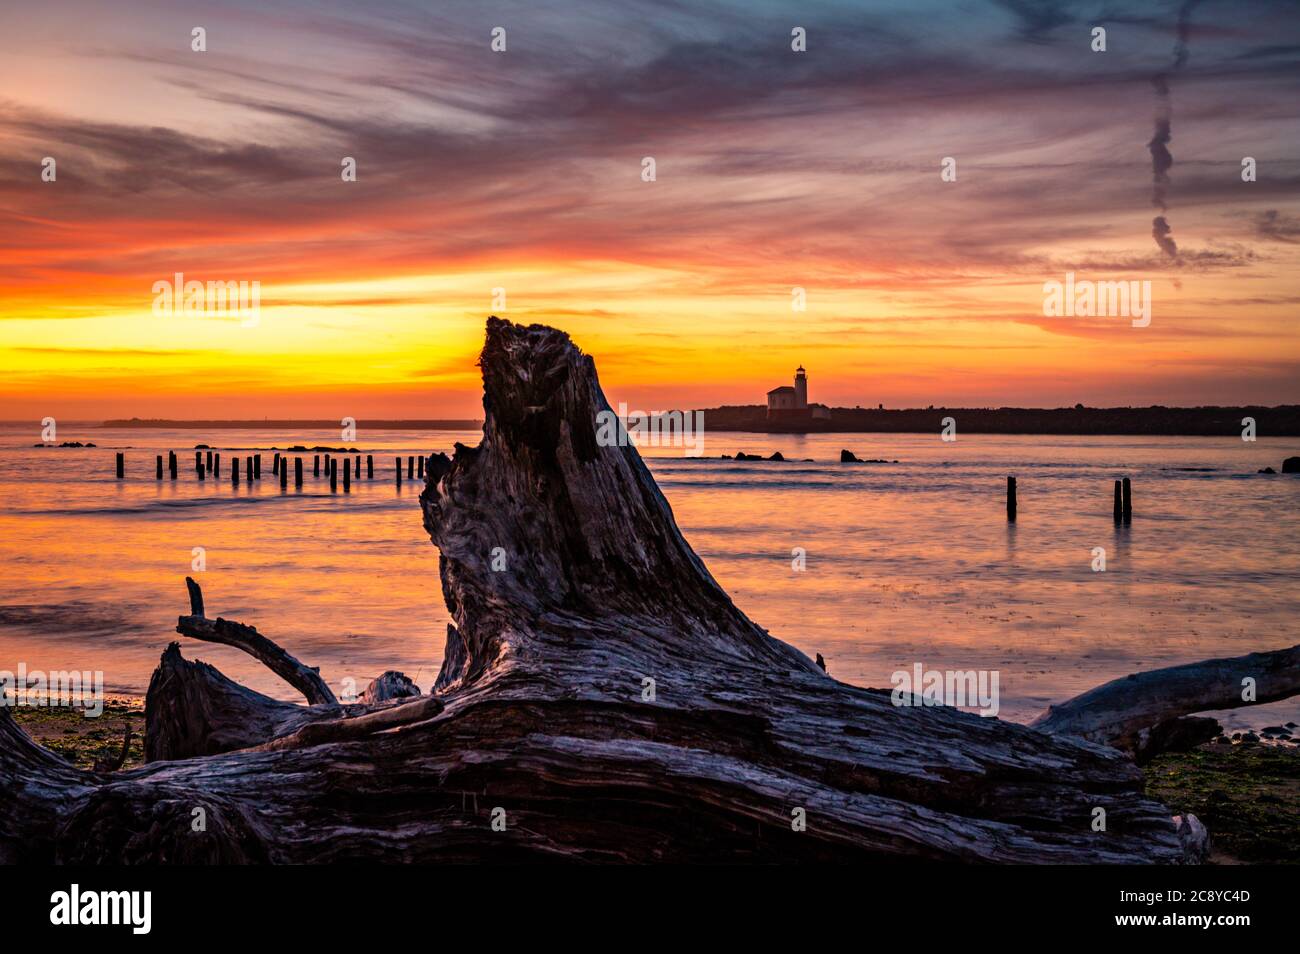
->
[3,2,1299,756]
[2,426,1298,735]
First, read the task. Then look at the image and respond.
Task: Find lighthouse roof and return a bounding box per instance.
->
[767,386,796,396]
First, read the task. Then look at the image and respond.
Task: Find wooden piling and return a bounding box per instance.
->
[233,457,240,485]
[343,461,351,493]
[1006,476,1016,522]
[324,454,331,477]
[330,458,337,493]
[245,457,253,482]
[206,450,213,471]
[355,455,361,479]
[213,454,220,478]
[1113,480,1122,523]
[418,455,424,478]
[408,456,414,479]
[115,452,125,478]
[254,454,261,479]
[273,453,280,476]
[314,454,320,477]
[155,455,163,479]
[295,457,303,488]
[169,451,177,480]
[1122,477,1132,524]
[366,455,373,478]
[280,457,288,487]
[396,456,402,486]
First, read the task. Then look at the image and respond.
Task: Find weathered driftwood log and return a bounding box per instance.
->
[361,671,422,705]
[250,695,444,754]
[175,584,337,706]
[143,643,347,761]
[1032,644,1300,761]
[153,615,429,761]
[0,707,96,863]
[0,317,1225,863]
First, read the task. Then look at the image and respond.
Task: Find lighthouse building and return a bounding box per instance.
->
[766,366,830,422]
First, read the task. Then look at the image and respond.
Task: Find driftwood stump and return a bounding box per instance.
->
[4,317,1278,863]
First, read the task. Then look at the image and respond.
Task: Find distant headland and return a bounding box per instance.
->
[692,405,1300,436]
[745,365,1300,435]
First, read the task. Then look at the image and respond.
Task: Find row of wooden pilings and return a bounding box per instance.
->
[114,451,429,493]
[112,454,1140,518]
[1005,475,1132,523]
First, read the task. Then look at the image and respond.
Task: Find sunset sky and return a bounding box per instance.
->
[2,0,1298,419]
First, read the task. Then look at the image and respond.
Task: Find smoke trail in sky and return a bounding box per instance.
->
[1147,0,1203,259]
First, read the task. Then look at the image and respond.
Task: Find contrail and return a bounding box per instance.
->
[1147,0,1203,259]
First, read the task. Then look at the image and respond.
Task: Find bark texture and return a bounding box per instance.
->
[0,317,1241,863]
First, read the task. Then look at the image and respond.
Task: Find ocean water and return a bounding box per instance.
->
[1,422,1297,734]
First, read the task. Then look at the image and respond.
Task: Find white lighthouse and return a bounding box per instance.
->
[767,366,811,412]
[766,366,831,422]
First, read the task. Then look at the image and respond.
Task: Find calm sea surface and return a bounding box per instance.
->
[2,423,1297,733]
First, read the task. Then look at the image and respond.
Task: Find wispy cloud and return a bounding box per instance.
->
[0,0,1297,415]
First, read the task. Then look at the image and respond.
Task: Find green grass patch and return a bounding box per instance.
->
[1145,741,1300,864]
[11,699,145,770]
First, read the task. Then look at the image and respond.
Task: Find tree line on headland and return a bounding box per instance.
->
[697,405,1300,435]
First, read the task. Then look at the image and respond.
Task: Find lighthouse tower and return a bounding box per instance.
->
[794,366,808,409]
